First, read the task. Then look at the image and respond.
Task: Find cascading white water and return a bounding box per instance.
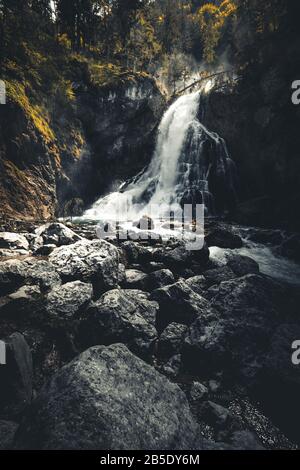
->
[82,90,236,222]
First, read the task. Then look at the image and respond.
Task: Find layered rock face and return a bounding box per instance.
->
[0,76,165,221]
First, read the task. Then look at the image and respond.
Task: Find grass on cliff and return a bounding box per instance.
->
[2,39,147,165]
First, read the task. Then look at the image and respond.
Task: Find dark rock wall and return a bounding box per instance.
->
[0,76,165,221]
[201,75,300,230]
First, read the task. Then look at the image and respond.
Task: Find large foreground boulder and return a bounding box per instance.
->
[49,239,119,295]
[14,344,199,450]
[79,290,158,358]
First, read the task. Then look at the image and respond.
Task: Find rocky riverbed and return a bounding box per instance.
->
[0,220,299,450]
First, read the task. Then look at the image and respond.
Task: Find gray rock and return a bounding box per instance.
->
[146,269,175,291]
[0,232,29,251]
[148,262,166,272]
[123,269,148,290]
[0,285,42,318]
[34,244,56,256]
[8,285,41,302]
[229,430,264,450]
[14,344,200,450]
[0,333,33,419]
[206,228,243,249]
[121,241,152,265]
[189,382,208,404]
[204,266,237,286]
[201,431,263,450]
[199,401,232,429]
[118,263,126,285]
[208,380,221,393]
[227,255,260,277]
[183,275,282,383]
[0,259,28,295]
[46,281,93,326]
[0,258,61,295]
[33,223,82,251]
[25,259,62,292]
[185,275,207,296]
[161,354,182,380]
[155,243,209,270]
[151,280,215,330]
[80,289,159,358]
[157,323,187,359]
[133,215,155,231]
[49,239,119,295]
[0,249,30,257]
[0,420,18,450]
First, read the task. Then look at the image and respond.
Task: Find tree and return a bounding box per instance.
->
[197,0,237,63]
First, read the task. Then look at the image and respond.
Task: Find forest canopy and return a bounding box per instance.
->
[0,0,293,108]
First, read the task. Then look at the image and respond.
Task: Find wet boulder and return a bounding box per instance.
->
[146,269,175,291]
[79,289,159,359]
[203,266,237,287]
[121,241,152,265]
[185,275,207,297]
[24,259,62,292]
[49,239,119,295]
[45,281,93,327]
[0,258,61,296]
[32,223,82,251]
[227,255,260,277]
[154,243,209,270]
[14,344,200,450]
[205,228,243,249]
[151,280,215,330]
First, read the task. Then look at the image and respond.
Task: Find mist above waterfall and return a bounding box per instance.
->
[82,89,237,223]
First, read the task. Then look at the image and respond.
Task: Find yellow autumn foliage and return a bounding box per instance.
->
[197,0,237,63]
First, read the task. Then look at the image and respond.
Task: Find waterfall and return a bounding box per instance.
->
[82,90,237,222]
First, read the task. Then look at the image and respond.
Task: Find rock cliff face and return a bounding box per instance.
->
[0,76,165,221]
[71,77,166,210]
[200,49,300,230]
